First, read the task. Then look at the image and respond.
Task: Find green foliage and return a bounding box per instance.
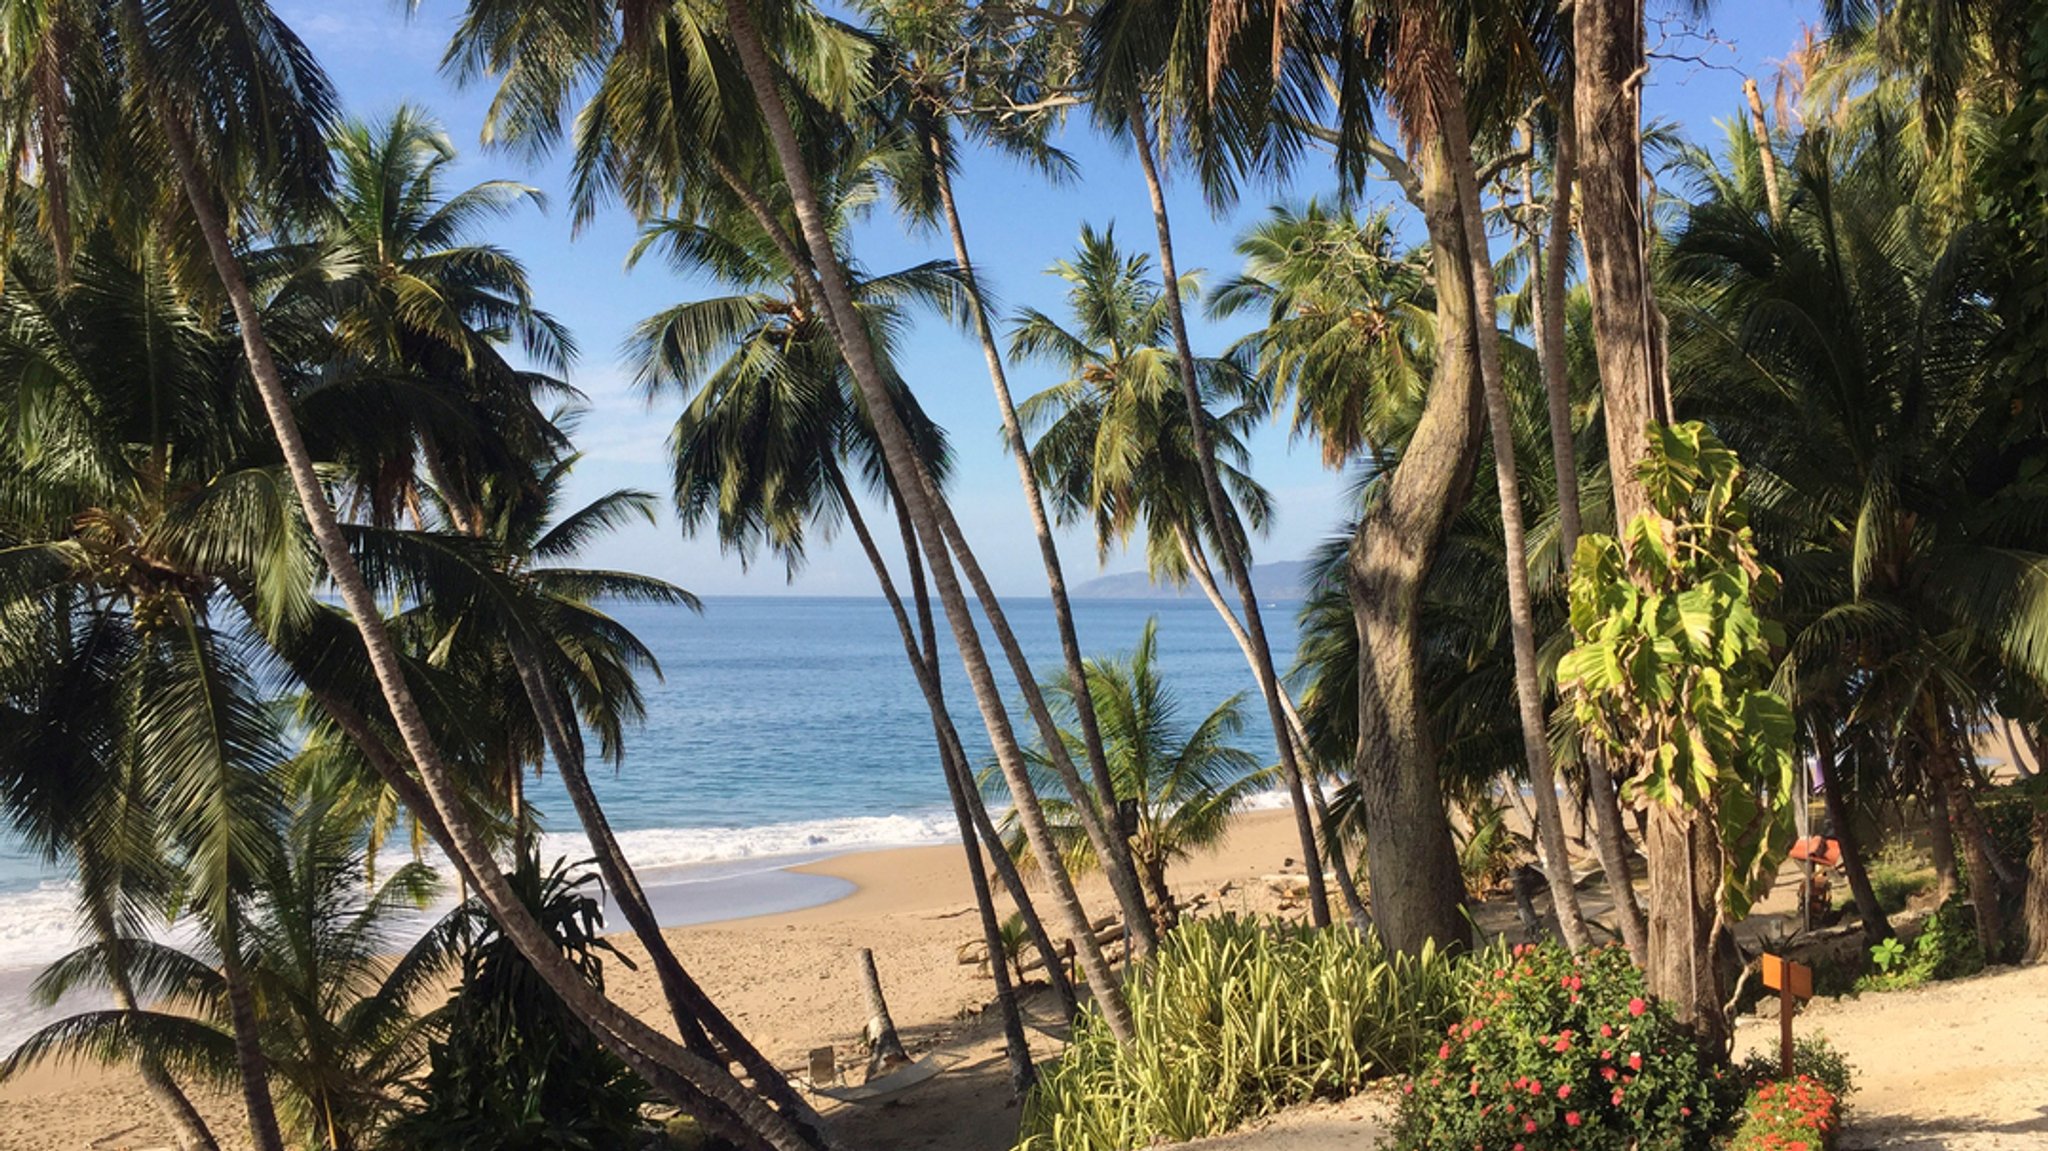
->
[384,855,648,1151]
[1727,1075,1842,1151]
[1391,942,1738,1151]
[1854,894,1985,991]
[1557,422,1796,917]
[1739,1036,1857,1103]
[1015,916,1460,1150]
[1853,846,1939,915]
[1456,799,1532,892]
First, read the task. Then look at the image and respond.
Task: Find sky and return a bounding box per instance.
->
[277,0,1821,597]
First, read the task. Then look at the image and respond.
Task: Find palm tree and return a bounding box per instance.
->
[989,619,1274,932]
[1086,0,1337,927]
[444,0,1150,1039]
[4,781,463,1151]
[1667,119,2048,962]
[630,172,1072,1081]
[0,5,787,1136]
[864,0,1153,911]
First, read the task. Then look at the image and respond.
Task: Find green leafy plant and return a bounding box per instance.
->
[383,855,649,1151]
[1557,422,1797,918]
[1854,894,1985,992]
[1457,799,1533,892]
[1727,1075,1842,1151]
[1015,916,1460,1150]
[1391,941,1736,1151]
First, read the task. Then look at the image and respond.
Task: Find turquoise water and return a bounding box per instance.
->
[0,594,1294,1044]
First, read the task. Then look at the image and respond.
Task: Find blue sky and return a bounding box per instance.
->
[281,0,1819,597]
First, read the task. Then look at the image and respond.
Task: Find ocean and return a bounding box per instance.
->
[0,594,1298,1049]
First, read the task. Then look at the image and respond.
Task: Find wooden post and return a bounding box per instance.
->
[1760,953,1814,1078]
[856,948,910,1081]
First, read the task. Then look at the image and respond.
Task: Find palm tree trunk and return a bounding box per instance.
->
[1575,0,1727,1049]
[719,0,1135,1042]
[218,925,285,1151]
[917,484,1159,957]
[1528,113,1651,963]
[421,457,815,1133]
[84,910,218,1151]
[1123,97,1330,929]
[828,462,1036,1090]
[1176,533,1370,924]
[1441,77,1591,952]
[927,137,1130,860]
[879,480,1080,1018]
[150,83,826,1151]
[1816,723,1890,945]
[1346,37,1487,954]
[1928,707,2005,957]
[2023,804,2048,963]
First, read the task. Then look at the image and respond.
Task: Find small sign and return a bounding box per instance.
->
[1761,953,1814,1000]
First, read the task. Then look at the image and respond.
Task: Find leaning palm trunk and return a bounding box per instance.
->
[1815,724,1891,946]
[423,477,819,1134]
[82,905,219,1151]
[1527,119,1649,961]
[830,463,1038,1089]
[719,0,1136,1041]
[1176,533,1370,923]
[1575,0,1726,1050]
[1444,92,1591,952]
[879,485,1081,1018]
[927,139,1134,886]
[1927,709,2006,957]
[1124,98,1331,929]
[151,81,827,1151]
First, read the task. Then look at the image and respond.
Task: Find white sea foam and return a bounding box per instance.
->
[0,810,960,978]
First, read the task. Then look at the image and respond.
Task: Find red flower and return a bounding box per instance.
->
[1612,1088,1625,1106]
[1627,997,1647,1017]
[1628,1053,1643,1071]
[1565,1111,1582,1127]
[1439,1043,1452,1060]
[1557,1084,1572,1100]
[1524,1119,1538,1134]
[1600,1024,1614,1038]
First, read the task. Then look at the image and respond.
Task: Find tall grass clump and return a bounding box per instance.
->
[1015,915,1460,1150]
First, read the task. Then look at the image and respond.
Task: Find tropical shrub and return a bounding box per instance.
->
[1015,916,1459,1150]
[1854,894,1984,991]
[1727,1076,1842,1151]
[1391,942,1736,1151]
[383,855,649,1151]
[1738,1036,1856,1101]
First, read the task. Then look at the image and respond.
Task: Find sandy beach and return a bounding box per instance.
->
[6,807,2045,1151]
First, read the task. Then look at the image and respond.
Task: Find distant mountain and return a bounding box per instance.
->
[1071,559,1311,600]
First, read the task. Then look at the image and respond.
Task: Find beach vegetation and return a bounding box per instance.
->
[987,618,1274,928]
[385,854,649,1151]
[1016,916,1459,1150]
[1391,942,1738,1151]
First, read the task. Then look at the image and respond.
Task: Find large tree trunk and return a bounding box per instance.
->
[1177,534,1370,923]
[1347,41,1485,954]
[1125,99,1331,929]
[1441,72,1591,952]
[927,135,1133,878]
[1816,723,1891,945]
[1575,0,1725,1046]
[719,0,1134,1040]
[1528,113,1650,963]
[152,81,823,1151]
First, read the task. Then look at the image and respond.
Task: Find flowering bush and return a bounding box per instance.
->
[1727,1075,1841,1151]
[1390,941,1735,1151]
